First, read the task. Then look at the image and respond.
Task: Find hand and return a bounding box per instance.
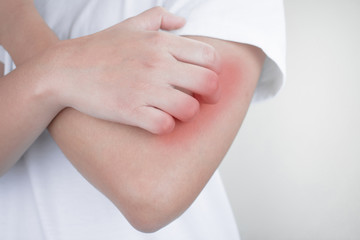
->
[46,7,222,134]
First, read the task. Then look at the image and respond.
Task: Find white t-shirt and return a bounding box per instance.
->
[0,0,285,239]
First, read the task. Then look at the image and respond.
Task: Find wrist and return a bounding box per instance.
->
[35,40,77,111]
[15,43,68,115]
[1,50,65,124]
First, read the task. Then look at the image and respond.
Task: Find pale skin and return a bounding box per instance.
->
[0,4,221,173]
[0,0,265,233]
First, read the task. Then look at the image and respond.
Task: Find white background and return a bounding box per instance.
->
[220,0,360,239]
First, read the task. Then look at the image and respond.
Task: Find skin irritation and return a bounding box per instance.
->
[48,37,265,232]
[156,54,249,148]
[0,1,266,232]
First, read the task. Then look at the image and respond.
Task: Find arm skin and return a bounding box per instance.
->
[0,4,220,174]
[1,0,265,232]
[0,1,60,175]
[0,0,58,66]
[48,37,265,232]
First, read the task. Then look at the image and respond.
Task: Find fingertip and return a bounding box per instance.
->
[179,97,200,122]
[161,12,186,31]
[152,114,175,135]
[147,110,175,135]
[134,106,175,135]
[195,84,222,105]
[175,15,186,27]
[197,70,221,104]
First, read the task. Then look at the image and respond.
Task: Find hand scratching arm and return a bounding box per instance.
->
[48,36,265,232]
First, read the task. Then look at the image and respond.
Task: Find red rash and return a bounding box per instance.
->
[155,57,246,147]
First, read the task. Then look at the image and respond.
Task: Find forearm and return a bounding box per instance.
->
[48,37,265,232]
[0,3,263,230]
[0,62,3,76]
[0,0,58,65]
[1,5,218,176]
[0,54,63,175]
[0,1,60,174]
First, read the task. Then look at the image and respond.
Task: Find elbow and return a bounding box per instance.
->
[111,176,192,233]
[125,188,188,233]
[125,207,173,233]
[119,193,181,233]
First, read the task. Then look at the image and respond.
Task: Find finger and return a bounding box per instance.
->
[167,36,222,74]
[193,83,222,104]
[134,106,175,134]
[168,62,221,104]
[125,6,186,31]
[146,87,200,122]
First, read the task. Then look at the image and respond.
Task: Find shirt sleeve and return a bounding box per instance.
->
[163,0,286,102]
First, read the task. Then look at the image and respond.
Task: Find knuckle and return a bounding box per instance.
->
[141,54,162,69]
[124,16,136,25]
[137,48,165,70]
[152,6,166,14]
[202,44,217,66]
[148,31,167,46]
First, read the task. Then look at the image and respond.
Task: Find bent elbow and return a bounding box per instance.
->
[126,211,171,233]
[126,192,187,233]
[112,178,191,233]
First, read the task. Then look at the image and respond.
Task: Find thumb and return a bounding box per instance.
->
[126,6,186,31]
